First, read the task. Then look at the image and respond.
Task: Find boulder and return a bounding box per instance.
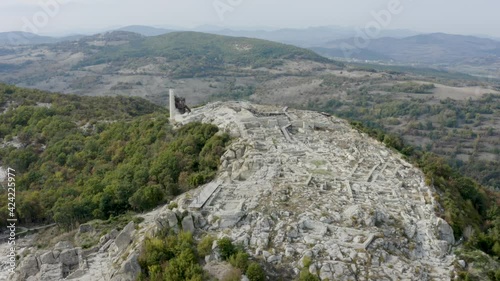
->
[17,255,40,280]
[300,219,328,236]
[193,213,207,229]
[155,210,179,232]
[40,251,58,264]
[435,218,455,245]
[166,211,179,228]
[320,264,334,280]
[110,254,141,281]
[225,149,236,160]
[267,255,282,264]
[59,249,79,266]
[115,222,135,253]
[38,263,62,281]
[122,254,141,280]
[78,223,94,234]
[182,215,195,233]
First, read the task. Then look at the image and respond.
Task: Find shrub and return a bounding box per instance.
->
[197,235,215,257]
[163,248,204,281]
[138,231,203,281]
[302,256,312,268]
[246,262,266,281]
[218,237,236,260]
[299,269,320,281]
[229,251,250,272]
[168,202,178,210]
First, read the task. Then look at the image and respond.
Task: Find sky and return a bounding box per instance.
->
[0,0,499,38]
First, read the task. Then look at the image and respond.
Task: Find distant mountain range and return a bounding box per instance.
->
[0,31,84,45]
[1,26,500,74]
[0,25,419,47]
[312,33,500,65]
[189,26,420,47]
[116,25,174,37]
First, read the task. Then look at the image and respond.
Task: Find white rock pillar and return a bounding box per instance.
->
[169,89,176,121]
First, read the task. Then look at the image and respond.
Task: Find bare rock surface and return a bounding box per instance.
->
[174,101,456,280]
[5,102,457,280]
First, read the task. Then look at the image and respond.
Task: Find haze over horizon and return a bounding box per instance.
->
[0,0,499,38]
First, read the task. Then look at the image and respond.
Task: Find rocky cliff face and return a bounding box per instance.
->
[8,102,457,280]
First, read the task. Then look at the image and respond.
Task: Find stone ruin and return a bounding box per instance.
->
[171,101,457,280]
[7,101,459,281]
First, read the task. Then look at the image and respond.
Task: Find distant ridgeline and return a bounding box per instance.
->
[74,31,342,78]
[0,84,229,229]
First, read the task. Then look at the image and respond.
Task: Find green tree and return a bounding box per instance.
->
[129,185,166,212]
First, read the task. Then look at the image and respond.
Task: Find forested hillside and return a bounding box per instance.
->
[74,31,338,77]
[0,84,229,229]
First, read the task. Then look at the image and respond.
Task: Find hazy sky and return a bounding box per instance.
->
[1,0,499,37]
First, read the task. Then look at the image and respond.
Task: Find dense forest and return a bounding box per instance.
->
[0,84,230,229]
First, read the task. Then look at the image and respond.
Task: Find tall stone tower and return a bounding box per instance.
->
[169,89,176,121]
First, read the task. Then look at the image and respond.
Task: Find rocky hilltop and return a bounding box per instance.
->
[9,102,457,280]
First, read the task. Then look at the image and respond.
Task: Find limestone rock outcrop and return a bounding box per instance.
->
[9,102,458,280]
[172,102,457,280]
